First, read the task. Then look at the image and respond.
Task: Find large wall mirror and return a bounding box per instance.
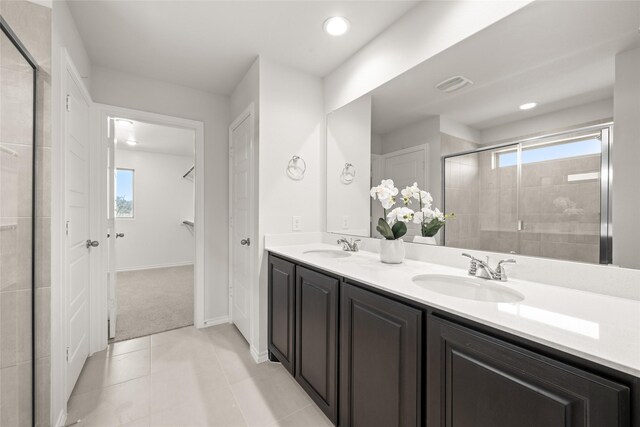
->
[326,1,640,269]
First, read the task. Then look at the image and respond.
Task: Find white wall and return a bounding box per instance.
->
[90,66,230,323]
[480,98,614,144]
[380,116,440,155]
[440,116,481,144]
[612,48,640,269]
[326,95,371,236]
[323,1,532,112]
[114,149,194,271]
[255,58,324,357]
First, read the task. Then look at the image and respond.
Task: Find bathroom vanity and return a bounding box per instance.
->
[267,245,639,427]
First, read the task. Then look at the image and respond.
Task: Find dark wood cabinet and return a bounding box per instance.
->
[295,267,339,424]
[268,255,296,374]
[427,315,630,427]
[340,283,422,427]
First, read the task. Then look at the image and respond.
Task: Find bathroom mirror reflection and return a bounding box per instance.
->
[325,0,640,269]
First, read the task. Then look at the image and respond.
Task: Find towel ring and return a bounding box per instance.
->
[286,155,306,180]
[341,163,356,184]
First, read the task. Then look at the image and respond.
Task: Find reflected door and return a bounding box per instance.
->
[383,146,427,241]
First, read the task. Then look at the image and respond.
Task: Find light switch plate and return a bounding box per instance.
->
[342,216,349,229]
[292,216,301,231]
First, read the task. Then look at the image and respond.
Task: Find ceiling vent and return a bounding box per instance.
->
[435,75,473,93]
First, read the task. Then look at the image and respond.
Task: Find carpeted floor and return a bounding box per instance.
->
[112,265,194,342]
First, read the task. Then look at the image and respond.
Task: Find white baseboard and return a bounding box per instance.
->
[54,409,66,427]
[202,316,230,328]
[116,261,194,273]
[250,345,269,364]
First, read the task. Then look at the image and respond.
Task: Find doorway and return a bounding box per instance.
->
[107,117,197,341]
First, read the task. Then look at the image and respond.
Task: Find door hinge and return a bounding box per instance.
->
[66,221,70,236]
[229,217,233,228]
[66,94,71,112]
[66,346,70,362]
[229,147,234,158]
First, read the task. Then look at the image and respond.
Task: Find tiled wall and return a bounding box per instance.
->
[442,133,481,249]
[0,1,52,426]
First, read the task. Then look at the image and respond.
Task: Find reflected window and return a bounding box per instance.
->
[497,138,601,168]
[115,168,134,218]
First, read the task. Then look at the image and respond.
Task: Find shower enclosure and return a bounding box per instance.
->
[1,16,38,426]
[443,124,611,265]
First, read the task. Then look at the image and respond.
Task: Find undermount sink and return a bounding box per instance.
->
[412,274,524,303]
[303,249,352,259]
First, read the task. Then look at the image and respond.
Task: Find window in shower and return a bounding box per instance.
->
[443,125,611,265]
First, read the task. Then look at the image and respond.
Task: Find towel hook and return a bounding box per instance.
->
[286,155,306,180]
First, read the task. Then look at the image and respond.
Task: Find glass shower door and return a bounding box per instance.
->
[516,127,609,264]
[0,19,37,426]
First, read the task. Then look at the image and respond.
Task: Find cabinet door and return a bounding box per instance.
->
[268,255,295,374]
[340,283,422,427]
[295,267,339,424]
[427,316,630,427]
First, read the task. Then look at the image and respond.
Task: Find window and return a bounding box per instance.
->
[115,168,134,218]
[497,138,601,168]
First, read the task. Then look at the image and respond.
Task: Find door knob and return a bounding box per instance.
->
[116,233,125,238]
[240,238,250,246]
[86,240,100,248]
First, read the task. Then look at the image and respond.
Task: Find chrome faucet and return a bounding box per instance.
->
[337,237,361,252]
[462,253,516,281]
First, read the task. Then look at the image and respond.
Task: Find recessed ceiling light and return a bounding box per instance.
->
[519,102,537,110]
[323,16,350,36]
[125,139,137,146]
[115,118,134,127]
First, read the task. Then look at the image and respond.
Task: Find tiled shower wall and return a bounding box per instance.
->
[442,133,480,249]
[0,1,52,426]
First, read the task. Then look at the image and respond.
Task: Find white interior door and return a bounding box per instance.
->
[106,118,117,339]
[65,70,92,399]
[229,112,254,342]
[383,146,428,240]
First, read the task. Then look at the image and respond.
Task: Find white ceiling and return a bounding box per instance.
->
[369,0,640,135]
[115,119,195,157]
[67,0,419,95]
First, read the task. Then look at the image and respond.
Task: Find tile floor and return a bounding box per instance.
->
[67,324,332,427]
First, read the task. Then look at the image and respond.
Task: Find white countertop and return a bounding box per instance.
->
[266,243,640,377]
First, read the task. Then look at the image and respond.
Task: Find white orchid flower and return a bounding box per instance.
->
[387,207,414,224]
[371,180,399,201]
[413,210,424,224]
[400,187,413,205]
[421,207,435,222]
[380,196,396,210]
[433,207,445,221]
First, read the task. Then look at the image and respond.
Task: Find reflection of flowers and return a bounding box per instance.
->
[553,197,584,215]
[387,207,414,223]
